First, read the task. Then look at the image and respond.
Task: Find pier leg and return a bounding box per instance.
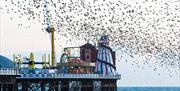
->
[49,80,57,91]
[49,81,53,91]
[0,84,3,91]
[101,80,117,91]
[61,80,69,91]
[22,82,28,91]
[12,84,16,91]
[57,81,61,91]
[22,84,25,91]
[82,80,93,91]
[93,81,101,91]
[41,82,45,91]
[69,81,82,91]
[17,83,22,91]
[54,80,59,91]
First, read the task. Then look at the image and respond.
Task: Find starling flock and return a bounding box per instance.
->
[1,0,180,77]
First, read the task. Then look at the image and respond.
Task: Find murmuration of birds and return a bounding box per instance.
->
[1,0,180,77]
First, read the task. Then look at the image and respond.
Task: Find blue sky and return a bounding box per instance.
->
[0,0,180,86]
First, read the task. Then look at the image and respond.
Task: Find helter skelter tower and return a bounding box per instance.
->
[96,35,116,75]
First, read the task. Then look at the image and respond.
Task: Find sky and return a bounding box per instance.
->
[0,0,180,87]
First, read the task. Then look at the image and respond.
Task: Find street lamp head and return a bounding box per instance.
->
[46,26,51,33]
[46,27,56,33]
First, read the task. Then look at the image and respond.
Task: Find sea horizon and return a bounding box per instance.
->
[117,87,180,91]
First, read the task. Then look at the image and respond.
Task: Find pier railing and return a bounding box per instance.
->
[55,73,121,79]
[19,73,120,79]
[0,68,19,75]
[10,68,121,79]
[0,68,121,79]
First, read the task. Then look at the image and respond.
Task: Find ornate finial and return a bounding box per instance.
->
[99,34,109,46]
[87,39,90,43]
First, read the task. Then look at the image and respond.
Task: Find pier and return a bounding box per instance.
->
[0,35,121,91]
[0,68,120,91]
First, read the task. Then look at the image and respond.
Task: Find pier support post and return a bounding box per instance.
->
[101,80,117,91]
[82,80,93,91]
[53,80,59,91]
[41,81,45,91]
[61,80,69,91]
[0,84,3,91]
[49,81,53,91]
[22,81,29,91]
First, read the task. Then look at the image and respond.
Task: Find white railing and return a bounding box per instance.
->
[0,68,19,75]
[0,68,121,79]
[55,73,121,79]
[20,73,120,79]
[17,68,121,79]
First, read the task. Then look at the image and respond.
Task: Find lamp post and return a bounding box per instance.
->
[46,27,56,67]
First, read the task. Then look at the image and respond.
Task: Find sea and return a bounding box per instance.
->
[118,87,180,91]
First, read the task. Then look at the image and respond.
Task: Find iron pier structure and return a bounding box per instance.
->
[0,68,120,91]
[0,35,120,91]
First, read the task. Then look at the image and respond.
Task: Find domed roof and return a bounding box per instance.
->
[0,55,15,68]
[100,35,109,42]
